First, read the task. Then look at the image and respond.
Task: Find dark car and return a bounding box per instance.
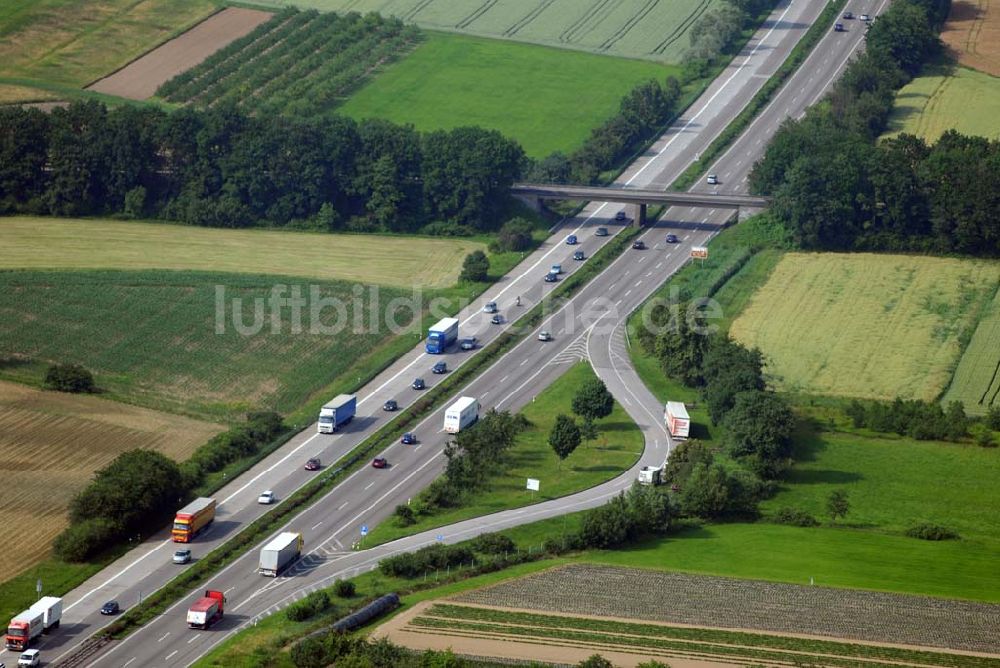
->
[491,314,503,325]
[372,457,388,469]
[614,211,627,222]
[665,234,679,244]
[573,250,585,260]
[595,227,609,236]
[834,21,845,31]
[432,361,447,374]
[460,337,477,350]
[401,432,417,445]
[843,10,853,18]
[412,377,426,390]
[566,234,578,245]
[382,399,397,412]
[483,301,498,314]
[100,600,120,615]
[305,457,321,471]
[544,272,558,283]
[632,240,646,250]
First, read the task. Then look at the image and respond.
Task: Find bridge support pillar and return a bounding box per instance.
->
[635,203,647,228]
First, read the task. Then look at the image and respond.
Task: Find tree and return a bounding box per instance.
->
[579,417,599,441]
[577,655,614,668]
[987,405,1000,431]
[549,414,582,465]
[724,390,796,478]
[494,217,534,252]
[459,250,489,282]
[943,401,968,441]
[700,336,765,424]
[827,489,850,523]
[44,363,95,393]
[572,377,614,421]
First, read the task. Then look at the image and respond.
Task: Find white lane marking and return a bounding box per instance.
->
[166,650,177,661]
[158,632,170,643]
[624,290,632,297]
[634,281,642,287]
[364,482,375,491]
[414,445,422,451]
[655,262,663,269]
[123,659,136,667]
[500,375,509,383]
[224,587,234,595]
[337,501,348,511]
[311,521,324,530]
[520,359,528,366]
[188,635,201,644]
[616,299,623,307]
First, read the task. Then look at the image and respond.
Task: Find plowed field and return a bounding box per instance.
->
[942,0,1000,76]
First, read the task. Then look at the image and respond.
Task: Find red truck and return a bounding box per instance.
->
[186,590,225,629]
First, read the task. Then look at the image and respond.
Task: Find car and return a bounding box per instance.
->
[573,250,585,261]
[565,234,577,245]
[632,240,646,250]
[173,549,192,564]
[843,10,853,18]
[595,227,609,236]
[706,174,718,185]
[460,337,477,351]
[860,12,870,20]
[665,233,679,244]
[382,399,398,412]
[544,272,558,283]
[432,361,447,374]
[412,377,425,390]
[401,432,417,445]
[257,490,275,504]
[614,211,627,222]
[18,651,40,668]
[100,600,120,615]
[834,22,845,31]
[491,314,504,325]
[483,301,498,313]
[538,330,552,341]
[305,457,321,471]
[551,263,562,274]
[372,457,388,469]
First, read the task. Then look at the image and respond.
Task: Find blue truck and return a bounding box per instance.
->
[317,394,357,434]
[426,317,459,354]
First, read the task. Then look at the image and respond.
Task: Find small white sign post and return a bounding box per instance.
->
[526,478,540,497]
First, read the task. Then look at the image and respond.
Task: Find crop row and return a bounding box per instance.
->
[424,604,1000,668]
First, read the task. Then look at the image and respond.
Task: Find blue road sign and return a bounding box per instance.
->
[361,525,368,536]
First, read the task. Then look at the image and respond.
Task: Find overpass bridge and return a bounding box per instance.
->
[512,183,771,226]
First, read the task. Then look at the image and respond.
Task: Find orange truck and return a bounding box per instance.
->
[172,497,216,543]
[186,590,225,629]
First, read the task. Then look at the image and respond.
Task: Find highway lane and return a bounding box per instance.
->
[23,0,857,664]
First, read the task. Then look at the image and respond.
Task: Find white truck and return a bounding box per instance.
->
[664,401,690,440]
[444,396,479,433]
[317,394,357,434]
[5,597,61,652]
[637,465,663,486]
[259,531,303,577]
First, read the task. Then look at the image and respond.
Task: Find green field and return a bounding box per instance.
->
[0,217,483,289]
[339,32,677,157]
[943,285,1000,414]
[0,270,420,420]
[239,0,721,63]
[885,62,1000,143]
[366,362,643,545]
[0,0,217,101]
[729,252,1000,402]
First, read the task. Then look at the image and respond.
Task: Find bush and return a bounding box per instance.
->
[379,543,475,578]
[44,363,94,393]
[493,217,535,252]
[772,507,819,527]
[905,523,960,541]
[333,579,356,598]
[286,590,332,621]
[53,518,121,562]
[986,405,1000,431]
[459,250,490,282]
[471,532,515,555]
[394,504,416,526]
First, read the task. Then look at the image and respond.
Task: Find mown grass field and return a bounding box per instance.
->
[365,362,643,545]
[0,380,222,583]
[729,252,1000,402]
[338,32,678,157]
[886,62,1000,142]
[0,270,420,420]
[239,0,722,63]
[943,285,1000,414]
[0,217,483,289]
[0,0,217,102]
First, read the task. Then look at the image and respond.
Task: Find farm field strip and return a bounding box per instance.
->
[0,380,222,581]
[941,0,1000,76]
[235,0,723,62]
[451,565,1000,653]
[728,253,1000,402]
[885,62,1000,142]
[943,285,1000,414]
[0,217,482,288]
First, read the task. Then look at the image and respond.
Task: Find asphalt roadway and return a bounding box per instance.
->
[17,0,887,665]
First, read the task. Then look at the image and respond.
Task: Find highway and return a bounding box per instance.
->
[11,0,884,665]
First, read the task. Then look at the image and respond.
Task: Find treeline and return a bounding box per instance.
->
[684,0,776,74]
[847,397,999,445]
[528,77,683,185]
[54,412,287,561]
[157,9,420,118]
[749,0,1000,256]
[0,102,524,234]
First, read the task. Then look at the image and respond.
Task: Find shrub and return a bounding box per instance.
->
[379,543,474,578]
[987,405,1000,431]
[772,507,819,527]
[493,217,535,252]
[905,523,960,541]
[471,532,515,555]
[53,518,121,562]
[459,250,490,282]
[333,579,356,598]
[394,504,416,526]
[44,363,94,393]
[286,590,331,621]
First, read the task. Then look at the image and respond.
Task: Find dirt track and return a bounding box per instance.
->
[942,0,1000,76]
[87,7,272,100]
